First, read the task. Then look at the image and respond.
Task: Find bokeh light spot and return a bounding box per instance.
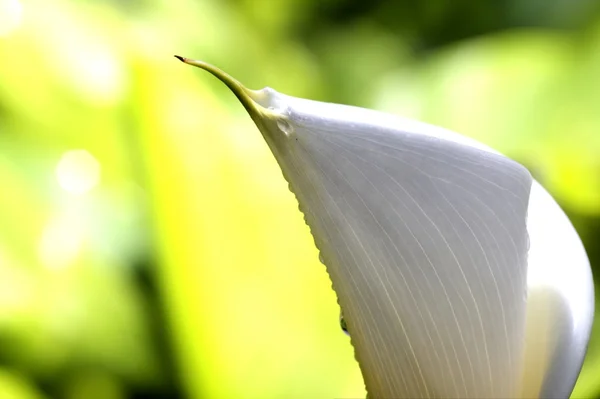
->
[0,0,22,37]
[69,49,124,105]
[38,215,84,270]
[55,149,101,195]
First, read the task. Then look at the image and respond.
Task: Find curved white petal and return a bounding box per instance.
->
[178,58,594,399]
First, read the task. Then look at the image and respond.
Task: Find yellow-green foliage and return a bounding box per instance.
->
[0,0,599,398]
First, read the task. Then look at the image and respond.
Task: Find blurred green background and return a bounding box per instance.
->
[1,0,600,398]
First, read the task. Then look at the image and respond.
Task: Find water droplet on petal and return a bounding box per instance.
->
[277,119,293,137]
[340,311,349,336]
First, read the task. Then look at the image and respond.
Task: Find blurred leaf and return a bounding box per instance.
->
[0,369,46,399]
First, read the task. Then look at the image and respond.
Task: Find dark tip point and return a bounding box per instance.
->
[174,55,186,62]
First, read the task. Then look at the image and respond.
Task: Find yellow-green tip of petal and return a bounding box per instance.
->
[174,55,264,117]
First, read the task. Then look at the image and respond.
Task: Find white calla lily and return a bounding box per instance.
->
[176,56,594,399]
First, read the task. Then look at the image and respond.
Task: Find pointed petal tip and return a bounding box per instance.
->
[173,56,265,117]
[174,55,214,71]
[172,56,232,82]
